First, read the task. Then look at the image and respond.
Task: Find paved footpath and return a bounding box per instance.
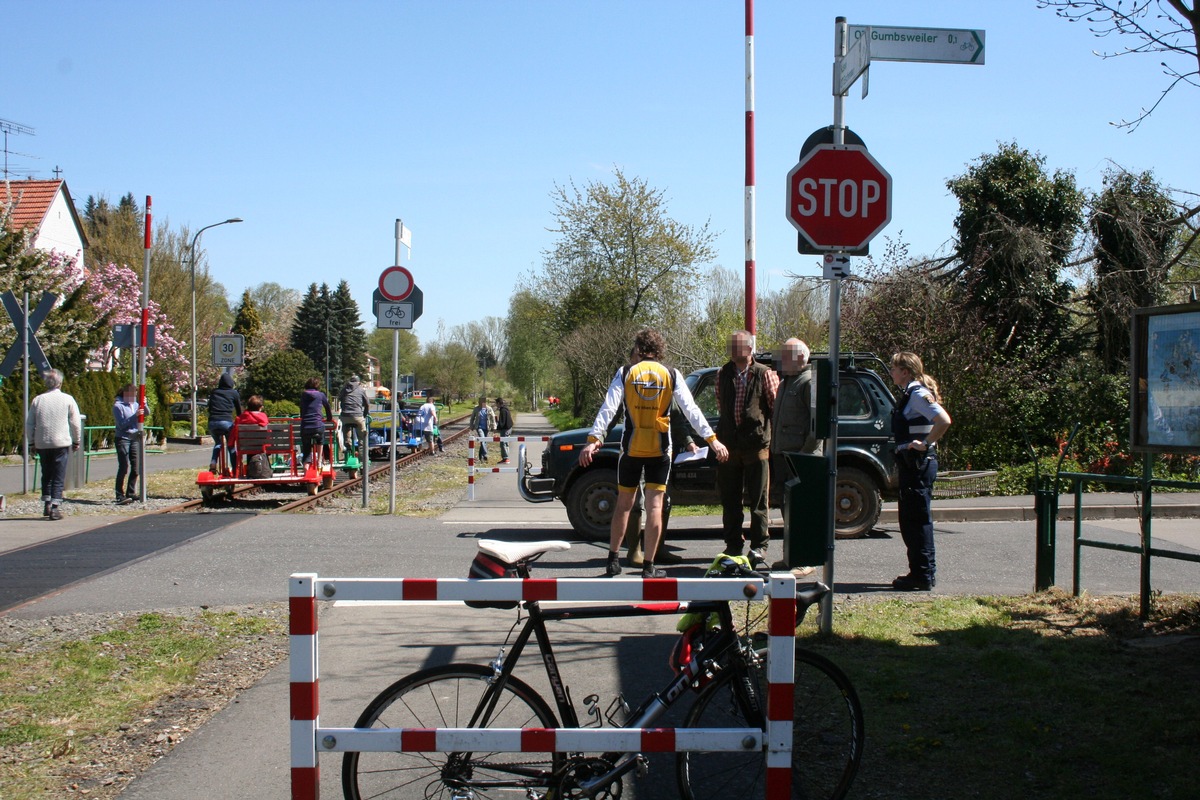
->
[1,412,1197,798]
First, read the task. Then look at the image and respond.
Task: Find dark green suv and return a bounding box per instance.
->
[518,353,898,540]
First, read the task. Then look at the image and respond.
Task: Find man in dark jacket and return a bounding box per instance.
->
[715,330,779,567]
[207,372,242,474]
[495,397,514,463]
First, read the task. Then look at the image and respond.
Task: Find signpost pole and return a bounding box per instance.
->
[137,198,153,502]
[744,0,756,340]
[819,18,852,635]
[22,292,29,495]
[388,221,409,514]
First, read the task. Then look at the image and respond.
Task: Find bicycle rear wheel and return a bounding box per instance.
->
[676,646,863,800]
[342,663,562,800]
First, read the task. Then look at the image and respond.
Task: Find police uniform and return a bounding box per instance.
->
[893,381,944,585]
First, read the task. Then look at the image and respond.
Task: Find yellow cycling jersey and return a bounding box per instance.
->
[622,360,674,458]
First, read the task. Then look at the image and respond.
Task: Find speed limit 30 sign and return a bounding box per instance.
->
[211,334,245,367]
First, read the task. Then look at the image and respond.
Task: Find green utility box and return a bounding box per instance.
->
[782,452,830,568]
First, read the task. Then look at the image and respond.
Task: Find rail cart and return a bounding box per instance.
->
[196,417,332,502]
[365,408,424,461]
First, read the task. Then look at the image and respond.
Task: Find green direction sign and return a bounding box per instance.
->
[849,25,985,65]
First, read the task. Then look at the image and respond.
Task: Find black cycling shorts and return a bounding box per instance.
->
[617,453,671,493]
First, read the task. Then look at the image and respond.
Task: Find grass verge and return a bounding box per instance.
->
[0,608,285,799]
[788,590,1200,799]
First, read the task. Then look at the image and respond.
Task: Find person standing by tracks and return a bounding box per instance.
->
[471,397,493,463]
[715,330,779,568]
[112,384,140,504]
[26,369,82,520]
[417,396,439,456]
[299,377,333,468]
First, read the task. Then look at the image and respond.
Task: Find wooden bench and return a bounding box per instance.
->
[234,422,297,476]
[236,423,294,455]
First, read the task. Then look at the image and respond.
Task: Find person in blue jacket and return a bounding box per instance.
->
[113,384,140,503]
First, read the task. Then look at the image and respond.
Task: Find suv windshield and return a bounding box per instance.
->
[684,372,719,418]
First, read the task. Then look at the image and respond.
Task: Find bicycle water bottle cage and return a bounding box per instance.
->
[605,694,632,727]
[583,694,602,727]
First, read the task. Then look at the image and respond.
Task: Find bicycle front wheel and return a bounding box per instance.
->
[676,646,864,800]
[342,663,562,800]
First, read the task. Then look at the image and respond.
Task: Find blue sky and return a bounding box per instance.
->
[4,1,1196,342]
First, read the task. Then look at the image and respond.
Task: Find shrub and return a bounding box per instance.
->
[995,456,1101,495]
[264,399,299,418]
[245,349,316,402]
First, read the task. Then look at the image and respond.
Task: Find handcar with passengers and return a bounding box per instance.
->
[196,416,333,502]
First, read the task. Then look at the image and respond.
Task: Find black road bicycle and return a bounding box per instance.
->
[342,540,863,800]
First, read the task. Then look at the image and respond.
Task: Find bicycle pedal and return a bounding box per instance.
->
[635,755,649,779]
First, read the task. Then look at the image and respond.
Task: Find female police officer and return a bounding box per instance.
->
[889,352,952,591]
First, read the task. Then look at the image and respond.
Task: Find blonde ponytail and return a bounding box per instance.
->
[891,351,941,403]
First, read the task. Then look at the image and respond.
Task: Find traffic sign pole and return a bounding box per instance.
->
[139,197,152,503]
[388,220,414,513]
[823,18,853,635]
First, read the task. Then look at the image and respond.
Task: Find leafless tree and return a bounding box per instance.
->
[1039,0,1199,130]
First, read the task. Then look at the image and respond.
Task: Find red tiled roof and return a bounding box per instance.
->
[1,178,64,232]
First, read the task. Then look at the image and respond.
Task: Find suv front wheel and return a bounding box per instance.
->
[834,466,881,539]
[564,468,618,542]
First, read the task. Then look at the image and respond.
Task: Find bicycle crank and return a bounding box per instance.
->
[554,757,624,800]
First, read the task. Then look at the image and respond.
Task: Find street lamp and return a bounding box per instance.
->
[325,305,355,397]
[189,217,243,439]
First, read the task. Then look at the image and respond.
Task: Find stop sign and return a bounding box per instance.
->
[786,144,892,251]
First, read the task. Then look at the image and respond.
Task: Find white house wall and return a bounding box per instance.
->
[32,189,85,270]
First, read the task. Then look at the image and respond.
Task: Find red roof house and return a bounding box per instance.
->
[1,178,87,270]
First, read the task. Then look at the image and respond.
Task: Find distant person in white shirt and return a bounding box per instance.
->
[417,399,439,456]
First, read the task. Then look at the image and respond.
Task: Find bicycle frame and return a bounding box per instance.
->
[463,595,762,795]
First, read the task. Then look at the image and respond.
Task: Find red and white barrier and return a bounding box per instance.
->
[466,435,551,499]
[289,572,797,799]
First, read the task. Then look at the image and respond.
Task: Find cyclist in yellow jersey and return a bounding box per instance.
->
[580,329,729,577]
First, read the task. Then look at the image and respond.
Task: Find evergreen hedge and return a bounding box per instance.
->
[0,370,170,453]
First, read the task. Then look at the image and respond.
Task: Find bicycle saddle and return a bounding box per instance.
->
[478,539,571,564]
